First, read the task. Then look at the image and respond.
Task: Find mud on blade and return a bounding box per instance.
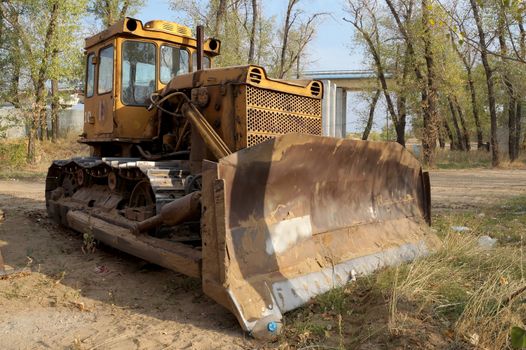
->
[201,133,439,337]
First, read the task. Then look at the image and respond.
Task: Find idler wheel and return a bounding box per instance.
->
[129,180,155,208]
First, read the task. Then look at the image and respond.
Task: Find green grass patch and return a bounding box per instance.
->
[0,141,27,169]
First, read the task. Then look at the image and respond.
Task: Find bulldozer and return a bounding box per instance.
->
[45,17,438,338]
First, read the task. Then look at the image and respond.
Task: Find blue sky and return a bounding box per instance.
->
[135,0,365,71]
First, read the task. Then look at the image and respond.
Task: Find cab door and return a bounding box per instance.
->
[93,44,115,135]
[84,44,115,137]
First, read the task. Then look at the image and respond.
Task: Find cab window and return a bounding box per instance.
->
[86,53,95,97]
[122,41,156,106]
[191,52,211,71]
[98,46,114,94]
[160,45,189,84]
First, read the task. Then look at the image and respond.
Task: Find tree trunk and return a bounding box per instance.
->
[448,97,464,150]
[40,108,48,141]
[347,15,405,146]
[450,34,483,150]
[438,124,445,149]
[51,78,59,142]
[362,90,380,140]
[443,120,456,150]
[248,0,258,63]
[214,0,227,37]
[394,46,410,148]
[119,0,130,20]
[497,9,518,161]
[8,43,21,108]
[508,93,518,161]
[278,0,298,78]
[466,66,484,149]
[421,0,439,165]
[470,0,499,166]
[395,117,406,147]
[27,120,38,164]
[516,21,525,158]
[454,96,471,151]
[517,101,523,156]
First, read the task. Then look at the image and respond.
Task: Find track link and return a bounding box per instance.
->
[46,157,191,224]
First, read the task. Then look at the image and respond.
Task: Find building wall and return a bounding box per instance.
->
[0,104,84,139]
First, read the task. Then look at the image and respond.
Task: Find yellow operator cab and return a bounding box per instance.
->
[82,17,221,153]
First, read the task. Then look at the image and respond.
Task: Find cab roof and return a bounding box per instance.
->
[84,17,220,56]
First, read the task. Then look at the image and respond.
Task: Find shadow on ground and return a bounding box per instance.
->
[0,192,254,349]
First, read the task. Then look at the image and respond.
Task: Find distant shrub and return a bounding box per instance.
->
[0,140,27,169]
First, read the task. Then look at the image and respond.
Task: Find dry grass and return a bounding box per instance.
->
[0,135,89,180]
[389,231,525,348]
[432,148,526,169]
[280,196,526,349]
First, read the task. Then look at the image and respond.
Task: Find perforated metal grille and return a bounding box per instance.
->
[247,134,275,146]
[247,109,321,134]
[247,86,321,116]
[246,86,322,147]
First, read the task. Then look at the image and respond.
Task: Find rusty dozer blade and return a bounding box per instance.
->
[201,133,439,338]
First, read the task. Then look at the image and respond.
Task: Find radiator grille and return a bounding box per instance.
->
[247,86,321,116]
[246,86,322,147]
[247,134,275,146]
[247,109,321,134]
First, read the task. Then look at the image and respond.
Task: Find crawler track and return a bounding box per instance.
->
[45,157,194,231]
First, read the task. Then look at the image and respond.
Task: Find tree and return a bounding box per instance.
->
[1,0,86,161]
[419,0,441,165]
[88,0,142,28]
[383,0,442,165]
[345,0,411,147]
[171,0,271,67]
[171,0,321,77]
[276,0,325,78]
[447,95,467,150]
[497,2,519,161]
[469,0,499,166]
[450,34,484,150]
[248,0,258,63]
[361,89,381,140]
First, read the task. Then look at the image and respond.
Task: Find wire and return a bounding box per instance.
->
[148,91,191,116]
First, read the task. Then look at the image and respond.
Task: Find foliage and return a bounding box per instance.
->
[346,0,526,166]
[0,0,87,162]
[0,140,28,169]
[170,0,323,78]
[88,0,143,28]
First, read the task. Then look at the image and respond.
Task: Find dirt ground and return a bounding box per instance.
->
[0,168,525,350]
[0,182,252,350]
[430,169,526,211]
